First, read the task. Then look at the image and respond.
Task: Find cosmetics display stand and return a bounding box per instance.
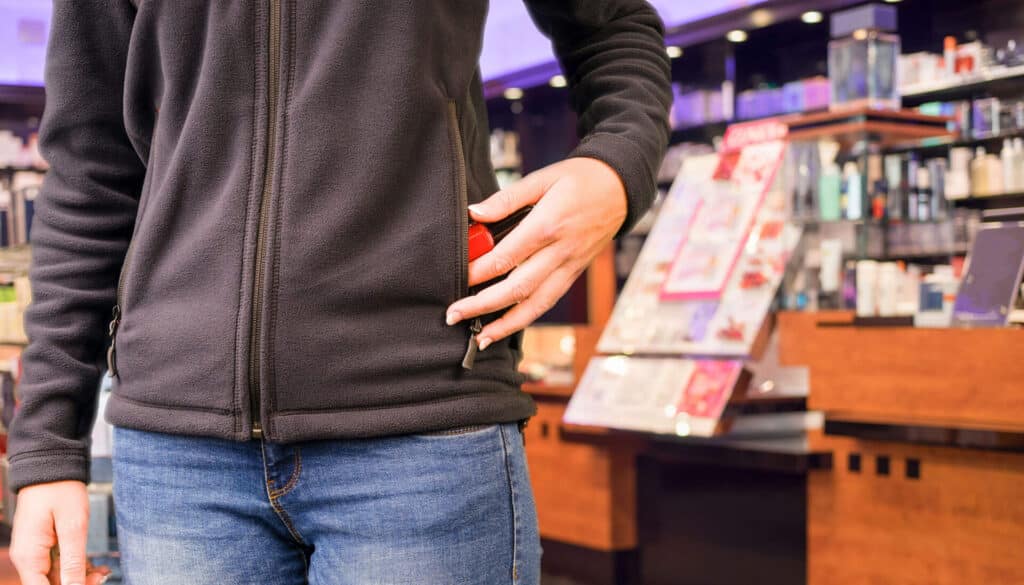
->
[524,108,966,585]
[778,310,1024,584]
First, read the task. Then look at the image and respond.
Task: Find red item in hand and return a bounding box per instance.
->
[467,206,533,262]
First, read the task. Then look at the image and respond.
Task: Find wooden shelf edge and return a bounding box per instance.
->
[824,411,1024,452]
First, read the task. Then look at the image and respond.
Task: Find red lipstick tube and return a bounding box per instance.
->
[467,206,533,262]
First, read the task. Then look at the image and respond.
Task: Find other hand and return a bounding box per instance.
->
[446,157,627,349]
[11,480,111,585]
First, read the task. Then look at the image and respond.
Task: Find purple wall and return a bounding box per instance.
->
[0,0,50,87]
[1,1,770,87]
[480,1,769,81]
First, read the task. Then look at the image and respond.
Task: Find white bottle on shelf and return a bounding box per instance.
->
[1002,139,1015,194]
[1014,138,1024,194]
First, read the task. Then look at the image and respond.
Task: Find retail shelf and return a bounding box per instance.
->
[786,108,955,149]
[952,192,1024,210]
[824,412,1024,453]
[884,129,1024,154]
[901,64,1024,104]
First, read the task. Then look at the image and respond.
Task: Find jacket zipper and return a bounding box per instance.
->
[106,236,135,377]
[446,100,482,370]
[249,0,282,439]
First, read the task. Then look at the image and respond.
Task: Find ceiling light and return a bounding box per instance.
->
[666,46,683,59]
[750,9,773,28]
[503,87,524,100]
[726,29,748,43]
[548,75,567,88]
[801,10,824,24]
[883,0,902,3]
[852,28,869,40]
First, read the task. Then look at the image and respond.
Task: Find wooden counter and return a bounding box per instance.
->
[778,311,1024,585]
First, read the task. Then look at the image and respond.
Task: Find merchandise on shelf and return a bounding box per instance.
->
[670,83,731,129]
[828,4,901,111]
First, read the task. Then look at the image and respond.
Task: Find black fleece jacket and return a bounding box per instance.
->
[8,0,671,491]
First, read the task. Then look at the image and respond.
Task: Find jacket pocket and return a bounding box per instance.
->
[108,114,161,377]
[445,99,469,299]
[446,99,484,369]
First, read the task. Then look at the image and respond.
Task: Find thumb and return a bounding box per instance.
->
[55,507,89,585]
[469,171,547,223]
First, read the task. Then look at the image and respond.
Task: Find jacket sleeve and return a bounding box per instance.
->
[523,1,673,235]
[7,1,145,492]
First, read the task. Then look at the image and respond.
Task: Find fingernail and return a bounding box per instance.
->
[468,204,484,215]
[478,337,493,351]
[446,311,462,326]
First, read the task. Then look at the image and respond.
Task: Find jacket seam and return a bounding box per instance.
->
[271,390,513,415]
[8,449,88,463]
[110,392,236,415]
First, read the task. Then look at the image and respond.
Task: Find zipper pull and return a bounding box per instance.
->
[106,305,121,377]
[461,317,483,370]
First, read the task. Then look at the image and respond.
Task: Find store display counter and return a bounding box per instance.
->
[526,383,826,585]
[778,311,1024,585]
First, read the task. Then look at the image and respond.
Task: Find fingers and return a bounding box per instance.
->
[54,506,90,585]
[477,264,583,350]
[455,244,564,322]
[467,210,556,287]
[10,499,56,585]
[468,169,549,224]
[87,565,112,585]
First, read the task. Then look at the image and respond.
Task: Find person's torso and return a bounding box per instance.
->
[104,0,533,442]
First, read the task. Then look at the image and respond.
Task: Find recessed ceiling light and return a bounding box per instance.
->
[503,87,524,100]
[801,11,824,24]
[750,9,773,28]
[666,46,683,59]
[726,29,748,43]
[883,0,902,3]
[548,75,567,88]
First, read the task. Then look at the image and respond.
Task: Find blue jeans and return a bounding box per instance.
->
[111,423,540,584]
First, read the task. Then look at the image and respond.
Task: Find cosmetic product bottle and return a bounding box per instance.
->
[944,36,958,80]
[946,147,972,199]
[916,167,932,222]
[856,260,879,317]
[828,4,901,111]
[987,153,1005,196]
[877,262,900,317]
[913,154,921,221]
[884,154,904,220]
[866,154,886,220]
[1014,138,1024,193]
[818,141,843,221]
[929,158,948,220]
[1002,139,1015,194]
[971,147,989,196]
[843,161,863,220]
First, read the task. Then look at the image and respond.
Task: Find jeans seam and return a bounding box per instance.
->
[268,448,302,498]
[268,495,307,547]
[259,441,308,547]
[499,424,521,584]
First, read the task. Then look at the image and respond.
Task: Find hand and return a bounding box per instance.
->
[446,157,627,349]
[11,480,111,585]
